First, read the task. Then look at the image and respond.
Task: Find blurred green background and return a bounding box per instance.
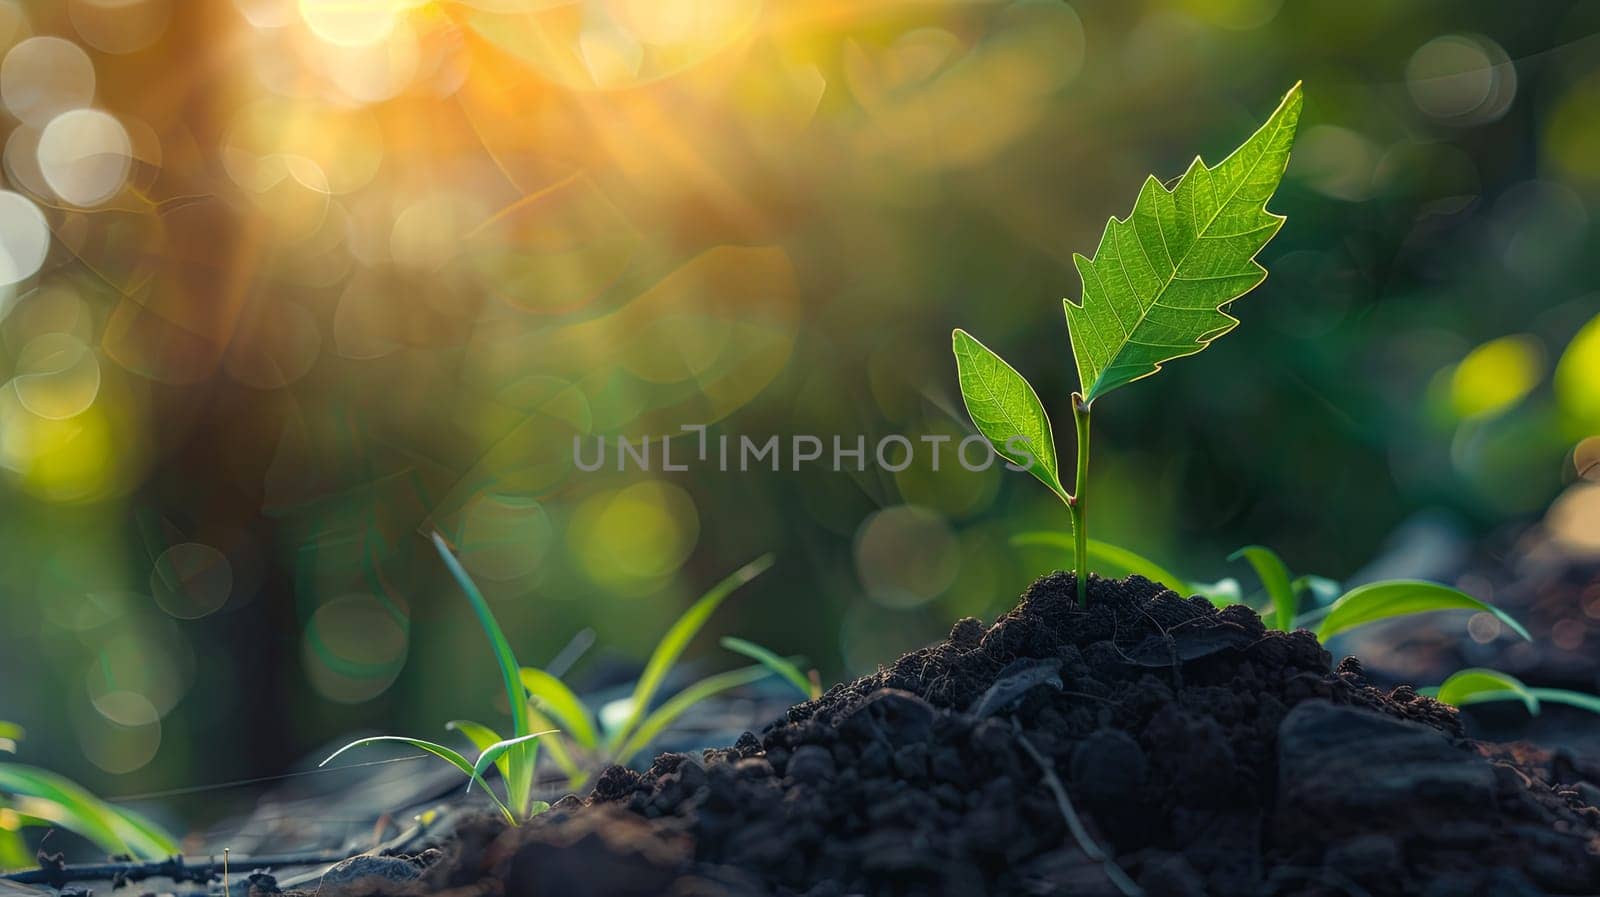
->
[0,0,1597,836]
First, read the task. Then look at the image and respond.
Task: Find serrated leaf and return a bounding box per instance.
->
[1229,545,1297,631]
[952,330,1065,499]
[1315,580,1532,643]
[1430,668,1540,715]
[1065,84,1302,405]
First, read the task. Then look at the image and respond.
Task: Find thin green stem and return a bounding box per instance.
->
[1069,394,1090,606]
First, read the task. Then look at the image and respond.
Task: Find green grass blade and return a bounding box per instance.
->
[1011,532,1189,596]
[1229,545,1297,631]
[1432,668,1540,715]
[721,637,815,699]
[614,665,774,767]
[0,765,138,857]
[319,736,516,824]
[1316,580,1532,643]
[525,704,588,788]
[951,329,1067,500]
[608,554,775,753]
[430,532,534,812]
[1530,688,1600,715]
[519,668,601,750]
[0,825,31,870]
[446,720,510,785]
[101,802,181,859]
[467,731,557,798]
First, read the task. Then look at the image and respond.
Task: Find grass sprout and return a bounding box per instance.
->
[520,554,782,782]
[318,534,557,824]
[0,724,179,864]
[1424,668,1600,717]
[721,637,819,700]
[327,539,781,810]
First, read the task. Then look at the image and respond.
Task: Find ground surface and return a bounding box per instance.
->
[312,573,1600,897]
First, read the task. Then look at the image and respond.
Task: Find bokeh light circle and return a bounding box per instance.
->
[1575,437,1600,482]
[0,190,49,287]
[1405,34,1516,123]
[68,0,172,55]
[38,108,131,206]
[298,0,398,48]
[854,505,959,608]
[460,493,553,582]
[302,593,409,703]
[150,542,234,619]
[1547,484,1600,555]
[12,332,101,419]
[73,696,160,774]
[1,36,95,127]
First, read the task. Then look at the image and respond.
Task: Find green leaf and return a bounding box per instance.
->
[319,736,516,824]
[519,667,601,750]
[446,720,510,786]
[1065,83,1303,405]
[1315,580,1532,643]
[1432,668,1540,715]
[1229,545,1297,631]
[101,802,180,859]
[0,761,140,850]
[1530,688,1600,715]
[608,554,775,753]
[525,704,588,789]
[720,637,816,700]
[1291,574,1342,607]
[614,665,774,767]
[431,533,534,813]
[467,731,557,805]
[1011,531,1188,596]
[952,329,1066,500]
[1190,577,1243,608]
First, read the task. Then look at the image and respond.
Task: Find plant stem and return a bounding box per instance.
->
[1069,394,1090,605]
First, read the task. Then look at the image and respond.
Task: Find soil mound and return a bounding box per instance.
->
[316,574,1600,897]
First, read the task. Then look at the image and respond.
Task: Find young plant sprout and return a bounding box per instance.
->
[320,534,558,825]
[0,722,179,866]
[721,637,822,700]
[328,530,782,810]
[954,83,1303,605]
[519,555,781,786]
[1015,533,1533,643]
[1424,667,1600,717]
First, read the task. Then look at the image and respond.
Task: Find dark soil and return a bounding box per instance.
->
[313,573,1600,897]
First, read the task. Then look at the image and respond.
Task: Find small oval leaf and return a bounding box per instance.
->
[1433,668,1540,715]
[1315,580,1532,643]
[953,329,1065,500]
